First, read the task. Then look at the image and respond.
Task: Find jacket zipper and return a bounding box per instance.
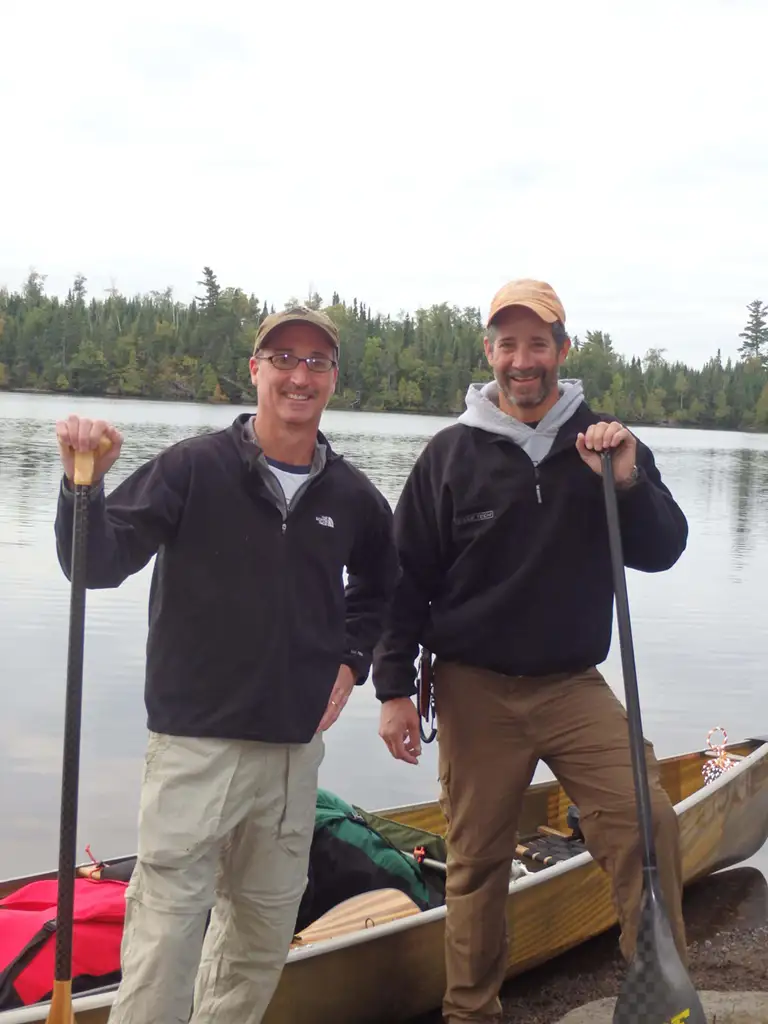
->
[251,452,332,533]
[531,441,573,504]
[276,469,327,534]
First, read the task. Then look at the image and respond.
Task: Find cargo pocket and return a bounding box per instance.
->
[277,734,324,857]
[438,762,453,830]
[142,730,173,783]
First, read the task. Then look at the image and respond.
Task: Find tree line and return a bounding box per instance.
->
[1,268,768,430]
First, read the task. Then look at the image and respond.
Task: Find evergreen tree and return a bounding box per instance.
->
[738,300,768,363]
[196,267,221,312]
[0,266,765,430]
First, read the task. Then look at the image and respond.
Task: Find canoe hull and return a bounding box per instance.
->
[262,739,768,1023]
[2,738,767,1024]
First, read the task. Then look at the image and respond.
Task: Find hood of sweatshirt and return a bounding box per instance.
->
[456,377,585,463]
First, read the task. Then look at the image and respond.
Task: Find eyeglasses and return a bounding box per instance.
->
[256,353,337,373]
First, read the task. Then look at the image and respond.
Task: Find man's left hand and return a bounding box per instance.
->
[316,663,356,732]
[575,421,638,487]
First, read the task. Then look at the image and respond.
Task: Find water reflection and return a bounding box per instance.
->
[318,431,431,508]
[730,448,768,572]
[2,396,768,880]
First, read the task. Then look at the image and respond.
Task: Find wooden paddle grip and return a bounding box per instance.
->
[73,436,112,486]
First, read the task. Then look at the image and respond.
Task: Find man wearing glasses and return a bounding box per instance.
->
[53,306,398,1023]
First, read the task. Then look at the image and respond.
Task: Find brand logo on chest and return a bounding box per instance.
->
[455,510,494,525]
[316,515,335,528]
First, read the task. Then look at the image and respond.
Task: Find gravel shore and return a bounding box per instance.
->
[411,863,768,1023]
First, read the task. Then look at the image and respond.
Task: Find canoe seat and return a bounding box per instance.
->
[291,888,422,947]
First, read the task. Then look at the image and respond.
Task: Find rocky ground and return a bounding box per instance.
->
[411,863,768,1023]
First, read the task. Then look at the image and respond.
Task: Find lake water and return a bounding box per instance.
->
[2,390,768,880]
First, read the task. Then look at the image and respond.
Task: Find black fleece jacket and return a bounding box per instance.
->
[54,414,398,743]
[371,402,688,700]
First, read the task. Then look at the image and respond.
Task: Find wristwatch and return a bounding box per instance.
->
[617,464,640,489]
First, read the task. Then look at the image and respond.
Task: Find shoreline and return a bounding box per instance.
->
[409,864,768,1023]
[2,387,767,434]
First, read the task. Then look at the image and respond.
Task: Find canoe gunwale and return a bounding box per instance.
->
[0,854,138,900]
[366,736,768,824]
[0,989,115,1024]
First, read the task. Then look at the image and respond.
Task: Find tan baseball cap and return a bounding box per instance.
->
[487,279,566,327]
[253,305,340,354]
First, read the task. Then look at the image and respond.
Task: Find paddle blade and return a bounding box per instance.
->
[45,979,75,1024]
[613,882,706,1024]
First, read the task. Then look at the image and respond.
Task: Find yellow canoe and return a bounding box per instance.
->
[2,735,767,1023]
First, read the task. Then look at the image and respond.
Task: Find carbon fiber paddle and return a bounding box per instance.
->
[600,448,705,1024]
[46,438,109,1024]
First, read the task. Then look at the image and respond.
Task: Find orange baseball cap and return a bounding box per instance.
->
[487,279,566,327]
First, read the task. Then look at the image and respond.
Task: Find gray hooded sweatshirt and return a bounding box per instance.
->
[456,377,586,465]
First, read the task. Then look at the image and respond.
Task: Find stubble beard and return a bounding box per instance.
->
[495,366,558,409]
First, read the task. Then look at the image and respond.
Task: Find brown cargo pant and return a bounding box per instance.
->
[433,661,686,1023]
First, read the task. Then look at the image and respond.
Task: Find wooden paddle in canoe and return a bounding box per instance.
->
[291,888,423,947]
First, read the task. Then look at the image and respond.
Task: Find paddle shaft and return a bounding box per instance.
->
[605,447,707,1020]
[600,451,657,873]
[54,467,90,980]
[47,445,107,1023]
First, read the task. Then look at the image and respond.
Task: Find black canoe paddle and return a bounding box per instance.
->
[46,437,110,1024]
[600,448,706,1024]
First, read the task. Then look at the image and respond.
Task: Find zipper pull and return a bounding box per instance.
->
[536,483,542,504]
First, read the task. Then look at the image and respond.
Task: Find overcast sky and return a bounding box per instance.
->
[2,0,766,366]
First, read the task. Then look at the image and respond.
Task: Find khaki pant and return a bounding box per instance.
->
[434,662,685,1024]
[107,729,324,1024]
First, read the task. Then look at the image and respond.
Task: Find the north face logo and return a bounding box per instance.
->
[316,515,334,528]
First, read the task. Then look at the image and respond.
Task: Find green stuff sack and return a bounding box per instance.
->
[295,788,443,931]
[352,805,448,864]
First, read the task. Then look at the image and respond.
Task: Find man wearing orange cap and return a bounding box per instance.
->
[373,280,688,1022]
